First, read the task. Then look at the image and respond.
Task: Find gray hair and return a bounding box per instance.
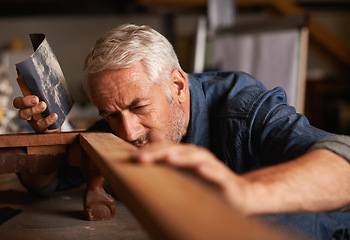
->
[82,24,185,99]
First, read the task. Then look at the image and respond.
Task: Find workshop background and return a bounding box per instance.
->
[0,1,350,239]
[0,0,349,135]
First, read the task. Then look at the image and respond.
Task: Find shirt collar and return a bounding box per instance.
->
[181,74,210,148]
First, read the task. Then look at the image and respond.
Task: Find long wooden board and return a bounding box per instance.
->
[0,131,80,148]
[0,132,82,173]
[79,132,296,240]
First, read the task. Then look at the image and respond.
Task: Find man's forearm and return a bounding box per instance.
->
[241,149,350,215]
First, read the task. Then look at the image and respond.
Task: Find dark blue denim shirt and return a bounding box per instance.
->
[182,71,333,174]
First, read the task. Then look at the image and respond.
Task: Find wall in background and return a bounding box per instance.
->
[0,15,163,105]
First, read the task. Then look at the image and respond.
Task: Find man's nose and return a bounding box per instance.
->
[118,114,143,142]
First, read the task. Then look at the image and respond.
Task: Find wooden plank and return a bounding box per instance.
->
[0,147,67,174]
[0,131,81,148]
[0,132,81,173]
[79,132,296,240]
[67,143,83,167]
[27,145,67,155]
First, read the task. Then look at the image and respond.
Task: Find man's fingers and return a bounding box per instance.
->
[43,113,58,127]
[18,101,46,120]
[14,95,46,121]
[13,95,60,133]
[134,143,177,164]
[136,143,213,167]
[134,143,234,190]
[13,95,39,109]
[29,113,58,133]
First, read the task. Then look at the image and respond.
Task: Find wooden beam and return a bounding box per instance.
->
[0,131,114,221]
[0,147,67,174]
[80,132,296,240]
[27,145,67,155]
[0,132,81,173]
[0,131,80,148]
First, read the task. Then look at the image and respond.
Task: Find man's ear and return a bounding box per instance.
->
[171,69,188,103]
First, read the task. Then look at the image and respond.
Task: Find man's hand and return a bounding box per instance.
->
[132,135,350,215]
[13,95,59,133]
[132,141,250,213]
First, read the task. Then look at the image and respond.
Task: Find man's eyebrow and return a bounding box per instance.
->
[128,98,145,109]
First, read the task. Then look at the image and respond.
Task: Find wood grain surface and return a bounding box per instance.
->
[80,132,296,240]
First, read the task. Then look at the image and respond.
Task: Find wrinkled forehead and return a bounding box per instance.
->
[89,67,171,110]
[89,63,150,91]
[91,73,144,99]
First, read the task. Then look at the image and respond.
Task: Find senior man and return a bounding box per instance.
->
[14,24,350,239]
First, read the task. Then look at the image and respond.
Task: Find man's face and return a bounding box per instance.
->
[89,62,186,147]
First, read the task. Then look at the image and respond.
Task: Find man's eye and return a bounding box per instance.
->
[132,105,147,113]
[105,113,119,121]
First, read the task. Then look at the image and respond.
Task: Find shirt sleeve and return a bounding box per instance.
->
[308,135,350,163]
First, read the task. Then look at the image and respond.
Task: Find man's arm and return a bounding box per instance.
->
[134,141,350,215]
[241,148,350,214]
[243,134,350,214]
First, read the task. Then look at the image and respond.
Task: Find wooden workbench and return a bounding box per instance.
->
[0,131,296,239]
[0,131,115,221]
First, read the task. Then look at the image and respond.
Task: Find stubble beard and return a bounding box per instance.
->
[168,100,186,143]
